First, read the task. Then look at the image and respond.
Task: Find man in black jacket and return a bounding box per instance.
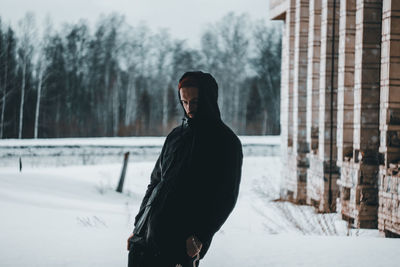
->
[127,71,243,267]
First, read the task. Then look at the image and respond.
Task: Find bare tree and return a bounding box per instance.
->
[0,22,7,139]
[33,18,53,138]
[201,13,250,133]
[0,11,282,137]
[152,29,173,134]
[0,26,17,139]
[119,25,138,129]
[34,55,49,138]
[200,28,223,110]
[251,20,282,134]
[119,23,153,135]
[17,12,36,139]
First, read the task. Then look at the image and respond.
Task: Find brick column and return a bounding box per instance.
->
[336,0,356,220]
[337,0,356,165]
[280,13,289,199]
[308,0,340,212]
[288,0,296,150]
[292,0,309,202]
[306,0,322,205]
[307,0,321,205]
[347,0,382,228]
[306,0,322,155]
[378,0,400,236]
[283,0,299,201]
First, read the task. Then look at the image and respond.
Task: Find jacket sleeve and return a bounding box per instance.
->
[133,139,166,227]
[194,139,243,244]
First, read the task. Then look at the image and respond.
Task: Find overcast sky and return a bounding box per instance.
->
[0,0,271,47]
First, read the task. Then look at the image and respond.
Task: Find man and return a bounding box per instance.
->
[127,71,243,267]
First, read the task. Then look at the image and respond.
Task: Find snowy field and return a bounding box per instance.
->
[0,136,281,147]
[0,136,280,167]
[1,140,400,266]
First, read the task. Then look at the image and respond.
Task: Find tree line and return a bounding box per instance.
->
[0,12,281,138]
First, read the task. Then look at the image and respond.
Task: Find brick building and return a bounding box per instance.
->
[270,0,400,236]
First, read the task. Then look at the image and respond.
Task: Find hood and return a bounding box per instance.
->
[177,71,221,124]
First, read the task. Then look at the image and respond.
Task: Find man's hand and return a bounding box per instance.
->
[127,233,134,251]
[186,235,203,258]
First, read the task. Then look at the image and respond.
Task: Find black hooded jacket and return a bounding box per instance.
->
[131,71,243,262]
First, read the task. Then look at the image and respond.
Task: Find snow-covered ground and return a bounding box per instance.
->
[0,135,281,147]
[0,136,280,168]
[1,151,400,266]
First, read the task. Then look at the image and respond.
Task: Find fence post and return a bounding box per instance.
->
[116,152,130,193]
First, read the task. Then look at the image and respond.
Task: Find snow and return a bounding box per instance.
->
[0,135,280,147]
[1,142,399,266]
[0,136,280,168]
[239,135,281,145]
[0,137,166,147]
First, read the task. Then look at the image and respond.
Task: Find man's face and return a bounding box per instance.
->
[180,87,199,119]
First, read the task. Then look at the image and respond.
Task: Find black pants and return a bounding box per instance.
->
[128,248,200,267]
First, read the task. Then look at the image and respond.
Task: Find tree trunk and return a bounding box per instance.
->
[162,80,168,134]
[0,43,8,139]
[34,64,43,138]
[124,71,137,128]
[113,73,120,136]
[104,64,110,136]
[124,73,132,127]
[18,61,26,139]
[55,95,60,138]
[263,109,268,135]
[0,90,5,138]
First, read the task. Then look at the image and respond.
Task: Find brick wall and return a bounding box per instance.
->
[378,0,400,236]
[272,0,400,234]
